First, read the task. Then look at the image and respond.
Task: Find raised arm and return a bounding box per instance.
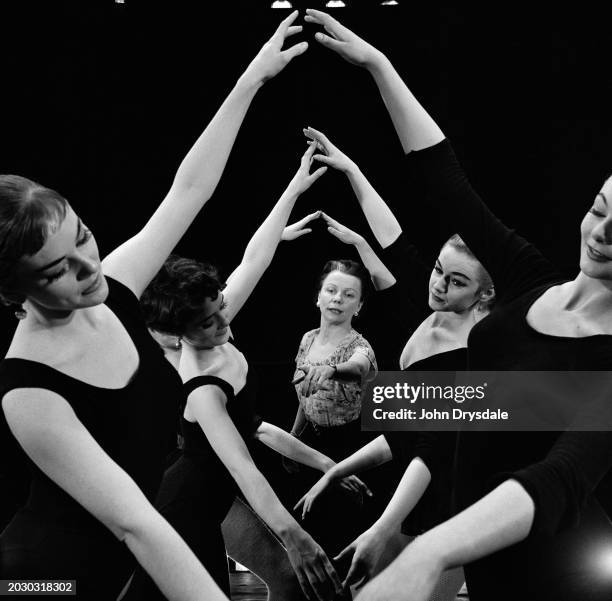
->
[303,128,431,318]
[305,11,556,299]
[102,11,309,298]
[2,390,227,601]
[223,143,326,323]
[320,212,396,291]
[304,10,443,153]
[304,127,402,249]
[186,385,343,601]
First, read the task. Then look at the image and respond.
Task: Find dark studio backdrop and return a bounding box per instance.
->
[1,1,612,520]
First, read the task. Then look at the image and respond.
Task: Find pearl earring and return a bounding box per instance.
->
[14,306,27,320]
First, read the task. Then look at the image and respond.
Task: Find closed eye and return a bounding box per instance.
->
[45,264,69,284]
[77,228,92,246]
[590,206,606,218]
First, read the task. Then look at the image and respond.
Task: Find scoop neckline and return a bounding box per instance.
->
[2,277,142,392]
[522,282,612,342]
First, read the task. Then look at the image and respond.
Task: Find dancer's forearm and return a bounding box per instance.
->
[255,422,334,472]
[397,479,534,571]
[353,237,396,291]
[373,457,431,534]
[367,53,445,154]
[345,163,402,249]
[326,435,392,482]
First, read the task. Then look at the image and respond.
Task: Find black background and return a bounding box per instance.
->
[1,0,611,429]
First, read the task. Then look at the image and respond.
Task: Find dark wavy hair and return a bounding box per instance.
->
[141,255,224,335]
[0,175,68,305]
[317,259,371,304]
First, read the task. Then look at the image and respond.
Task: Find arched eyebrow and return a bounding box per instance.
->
[436,258,471,281]
[597,192,608,205]
[35,219,83,273]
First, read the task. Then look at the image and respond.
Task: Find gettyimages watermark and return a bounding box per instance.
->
[361,371,612,432]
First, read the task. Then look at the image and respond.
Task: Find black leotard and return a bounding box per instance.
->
[0,277,182,600]
[409,139,612,601]
[127,357,262,599]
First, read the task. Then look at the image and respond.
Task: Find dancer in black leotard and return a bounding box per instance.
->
[127,142,360,601]
[0,12,307,600]
[303,9,612,601]
[293,130,493,598]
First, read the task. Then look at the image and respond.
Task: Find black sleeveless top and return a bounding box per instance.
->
[181,371,262,468]
[0,277,182,597]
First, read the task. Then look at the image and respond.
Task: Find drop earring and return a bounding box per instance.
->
[14,306,27,320]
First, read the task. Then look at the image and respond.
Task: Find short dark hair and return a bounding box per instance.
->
[141,255,224,335]
[317,259,370,304]
[0,175,68,305]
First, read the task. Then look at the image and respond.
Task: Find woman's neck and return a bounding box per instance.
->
[560,272,612,317]
[22,300,97,330]
[430,305,484,330]
[318,318,353,344]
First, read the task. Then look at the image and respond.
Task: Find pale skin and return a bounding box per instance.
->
[305,8,612,601]
[2,11,308,601]
[303,126,495,368]
[152,145,369,601]
[288,268,375,449]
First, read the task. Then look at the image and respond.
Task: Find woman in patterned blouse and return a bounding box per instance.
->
[288,259,378,561]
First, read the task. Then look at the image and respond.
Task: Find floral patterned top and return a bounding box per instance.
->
[294,328,377,428]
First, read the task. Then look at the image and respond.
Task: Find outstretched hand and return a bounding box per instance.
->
[321,212,365,246]
[296,364,335,397]
[282,211,322,241]
[305,9,382,68]
[303,126,356,173]
[245,10,309,84]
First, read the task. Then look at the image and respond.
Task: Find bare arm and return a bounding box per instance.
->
[295,435,391,518]
[374,457,431,533]
[305,9,444,154]
[102,12,309,298]
[356,480,534,601]
[289,403,308,437]
[331,458,431,588]
[320,212,396,290]
[2,389,227,601]
[304,127,402,249]
[298,351,374,399]
[223,143,327,323]
[255,421,334,472]
[187,385,343,601]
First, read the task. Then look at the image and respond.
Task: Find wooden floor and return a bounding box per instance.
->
[229,570,469,600]
[230,570,267,601]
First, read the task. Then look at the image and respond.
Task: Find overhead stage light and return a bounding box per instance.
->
[271,1,293,8]
[325,1,347,7]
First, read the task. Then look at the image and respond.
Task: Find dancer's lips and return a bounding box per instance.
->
[83,273,102,295]
[430,291,445,303]
[216,327,229,337]
[327,307,342,314]
[586,244,612,263]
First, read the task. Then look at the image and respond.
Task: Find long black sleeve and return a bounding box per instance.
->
[409,140,560,302]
